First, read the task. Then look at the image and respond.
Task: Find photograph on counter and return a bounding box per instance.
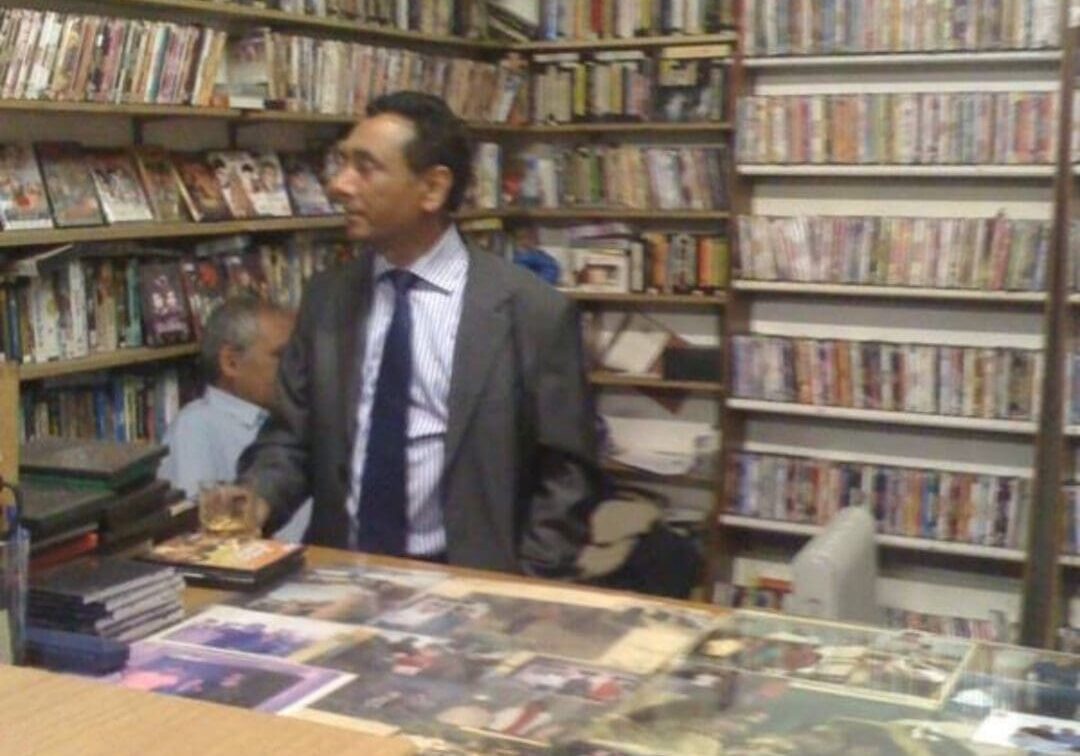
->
[417,579,716,674]
[106,640,351,713]
[686,612,973,707]
[573,668,971,756]
[972,709,1080,754]
[505,656,641,705]
[950,645,1080,720]
[297,628,517,686]
[240,565,448,624]
[152,605,353,660]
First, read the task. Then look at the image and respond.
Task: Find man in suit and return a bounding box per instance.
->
[237,91,600,577]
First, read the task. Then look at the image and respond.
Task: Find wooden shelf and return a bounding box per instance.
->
[718,514,1067,564]
[732,280,1047,304]
[19,343,200,382]
[726,398,1038,435]
[602,460,716,487]
[591,372,724,392]
[0,216,344,249]
[737,164,1056,178]
[473,122,733,135]
[113,0,503,52]
[456,208,730,222]
[512,32,737,53]
[0,100,240,119]
[565,291,726,307]
[241,110,357,125]
[0,101,731,137]
[738,441,1033,479]
[744,50,1062,68]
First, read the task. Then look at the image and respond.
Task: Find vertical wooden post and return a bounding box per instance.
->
[0,364,18,502]
[704,0,751,598]
[1019,3,1077,649]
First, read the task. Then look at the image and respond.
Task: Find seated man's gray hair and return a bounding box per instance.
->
[200,297,288,382]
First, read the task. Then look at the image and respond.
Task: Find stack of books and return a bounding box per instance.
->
[28,557,184,642]
[20,437,195,566]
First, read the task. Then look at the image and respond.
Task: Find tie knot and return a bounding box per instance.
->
[384,269,417,295]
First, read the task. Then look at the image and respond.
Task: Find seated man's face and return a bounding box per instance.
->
[231,310,295,411]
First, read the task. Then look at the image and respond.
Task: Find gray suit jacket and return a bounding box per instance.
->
[237,243,601,577]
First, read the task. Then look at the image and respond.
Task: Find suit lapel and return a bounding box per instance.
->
[341,255,375,450]
[444,250,511,468]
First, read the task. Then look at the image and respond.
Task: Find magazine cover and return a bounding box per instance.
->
[281,152,336,216]
[106,640,351,713]
[654,46,729,123]
[134,147,189,222]
[179,258,227,338]
[88,151,155,223]
[223,251,272,300]
[172,153,233,222]
[241,566,448,625]
[205,150,258,219]
[137,262,193,346]
[143,532,304,574]
[247,151,293,217]
[36,143,105,227]
[153,605,354,661]
[0,143,54,230]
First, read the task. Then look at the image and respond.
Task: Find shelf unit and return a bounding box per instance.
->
[737,164,1058,178]
[17,344,201,383]
[601,460,715,488]
[472,122,734,136]
[93,0,504,52]
[725,399,1040,436]
[710,1,1077,648]
[719,514,1080,568]
[455,208,731,222]
[731,281,1047,304]
[743,50,1063,68]
[0,1,739,525]
[511,32,737,53]
[566,292,726,307]
[590,372,724,394]
[0,217,346,249]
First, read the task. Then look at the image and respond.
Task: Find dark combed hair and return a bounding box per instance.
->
[366,91,473,213]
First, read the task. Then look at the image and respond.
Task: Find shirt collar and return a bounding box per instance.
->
[373,225,468,295]
[205,385,267,429]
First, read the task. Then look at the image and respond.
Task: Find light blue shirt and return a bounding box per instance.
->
[346,226,469,556]
[158,385,311,542]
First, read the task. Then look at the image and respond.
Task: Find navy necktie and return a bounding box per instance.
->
[357,269,416,555]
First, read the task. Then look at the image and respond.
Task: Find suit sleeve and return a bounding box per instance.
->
[517,297,602,579]
[236,286,316,534]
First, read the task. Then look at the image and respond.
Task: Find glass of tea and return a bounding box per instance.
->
[198,482,260,538]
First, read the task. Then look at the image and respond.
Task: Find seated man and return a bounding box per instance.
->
[158,297,310,541]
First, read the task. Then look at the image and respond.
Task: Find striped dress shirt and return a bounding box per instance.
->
[345,226,469,556]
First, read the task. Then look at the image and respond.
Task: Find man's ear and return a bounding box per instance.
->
[419,165,454,213]
[219,344,242,382]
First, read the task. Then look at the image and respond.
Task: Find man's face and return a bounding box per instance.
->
[229,310,295,411]
[327,114,433,243]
